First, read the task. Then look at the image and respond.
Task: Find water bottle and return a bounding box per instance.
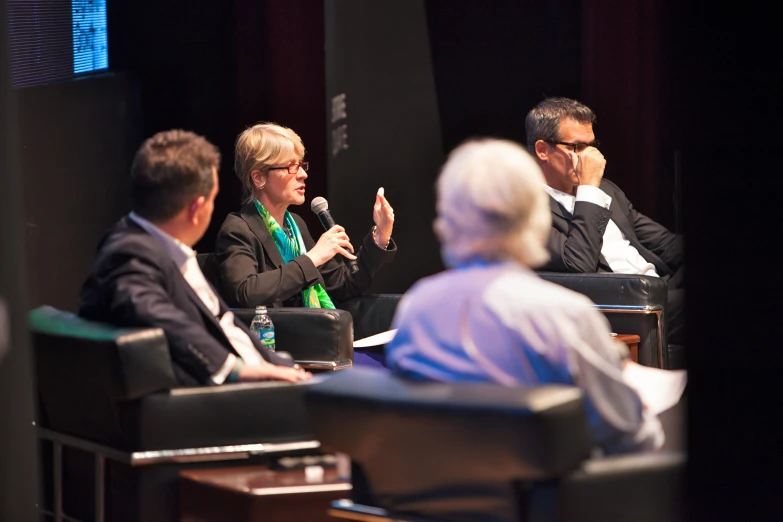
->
[249,305,275,352]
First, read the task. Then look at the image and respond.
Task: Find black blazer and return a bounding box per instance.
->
[540,179,684,276]
[215,202,397,308]
[78,217,293,386]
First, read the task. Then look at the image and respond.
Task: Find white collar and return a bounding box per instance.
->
[542,184,576,214]
[128,212,194,268]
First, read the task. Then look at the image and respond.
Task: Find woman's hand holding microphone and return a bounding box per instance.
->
[305,187,394,267]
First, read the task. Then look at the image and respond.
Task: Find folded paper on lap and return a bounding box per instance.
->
[353,329,397,348]
[623,361,687,415]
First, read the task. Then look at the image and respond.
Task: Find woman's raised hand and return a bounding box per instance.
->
[373,187,394,248]
[305,225,357,267]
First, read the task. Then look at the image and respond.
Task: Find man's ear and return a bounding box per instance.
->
[534,140,549,162]
[189,195,207,225]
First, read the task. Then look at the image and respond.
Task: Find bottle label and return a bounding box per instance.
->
[259,328,275,351]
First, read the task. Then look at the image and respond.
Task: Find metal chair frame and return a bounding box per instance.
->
[37,425,319,522]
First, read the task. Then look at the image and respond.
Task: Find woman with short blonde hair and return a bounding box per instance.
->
[215,123,398,367]
[233,123,306,202]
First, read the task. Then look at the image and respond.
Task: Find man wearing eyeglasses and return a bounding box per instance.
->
[526,97,684,345]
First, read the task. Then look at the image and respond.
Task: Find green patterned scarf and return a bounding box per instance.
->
[254,200,335,309]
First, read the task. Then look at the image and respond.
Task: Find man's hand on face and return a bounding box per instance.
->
[572,146,606,188]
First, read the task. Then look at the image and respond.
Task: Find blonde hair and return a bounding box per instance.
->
[234,123,306,201]
[433,138,551,268]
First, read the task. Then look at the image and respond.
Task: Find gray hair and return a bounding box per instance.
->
[525,97,597,154]
[434,139,551,268]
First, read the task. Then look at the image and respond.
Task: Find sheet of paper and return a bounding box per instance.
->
[622,361,687,415]
[353,329,397,348]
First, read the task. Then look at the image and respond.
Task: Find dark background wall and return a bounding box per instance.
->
[109,0,330,252]
[0,3,39,520]
[5,1,782,518]
[426,0,582,151]
[17,0,687,308]
[18,73,141,311]
[325,0,444,293]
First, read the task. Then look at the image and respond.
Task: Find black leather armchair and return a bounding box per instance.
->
[198,252,355,369]
[306,367,685,522]
[197,252,402,369]
[30,305,321,522]
[537,272,682,369]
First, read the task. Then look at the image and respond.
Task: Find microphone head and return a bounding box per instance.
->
[311,196,329,214]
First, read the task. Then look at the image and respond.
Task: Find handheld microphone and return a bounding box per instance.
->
[310,197,359,274]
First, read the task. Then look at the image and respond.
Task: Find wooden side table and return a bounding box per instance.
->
[180,465,350,522]
[614,333,641,363]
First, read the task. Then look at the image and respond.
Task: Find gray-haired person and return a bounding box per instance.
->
[386,138,664,454]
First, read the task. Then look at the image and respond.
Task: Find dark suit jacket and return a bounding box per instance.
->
[215,202,397,308]
[541,179,684,276]
[78,217,293,386]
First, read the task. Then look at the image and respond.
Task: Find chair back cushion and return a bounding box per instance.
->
[197,252,219,287]
[336,294,401,340]
[30,306,176,444]
[536,272,667,308]
[306,368,592,519]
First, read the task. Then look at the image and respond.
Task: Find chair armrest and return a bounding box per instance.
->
[336,294,402,339]
[124,380,318,451]
[232,307,353,364]
[537,273,670,367]
[29,306,176,401]
[552,452,685,522]
[537,272,667,308]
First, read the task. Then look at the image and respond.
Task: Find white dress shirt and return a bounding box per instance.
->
[129,213,268,384]
[544,185,658,276]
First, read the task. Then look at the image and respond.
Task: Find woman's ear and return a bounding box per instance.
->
[189,195,207,224]
[534,140,549,162]
[251,169,266,190]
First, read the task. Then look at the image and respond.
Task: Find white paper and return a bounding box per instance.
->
[623,361,687,415]
[353,329,397,348]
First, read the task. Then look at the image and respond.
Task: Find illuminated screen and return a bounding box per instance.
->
[7,0,108,87]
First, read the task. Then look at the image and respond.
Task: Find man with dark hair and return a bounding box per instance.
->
[526,97,684,345]
[79,129,311,385]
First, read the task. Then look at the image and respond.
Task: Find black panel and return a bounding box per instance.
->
[325,0,446,294]
[107,0,241,254]
[0,2,41,518]
[425,0,581,151]
[670,2,783,520]
[17,72,142,311]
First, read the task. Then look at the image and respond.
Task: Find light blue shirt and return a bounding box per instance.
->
[386,261,663,454]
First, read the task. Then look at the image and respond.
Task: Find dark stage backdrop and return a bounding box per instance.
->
[425,0,680,231]
[0,2,40,519]
[108,0,241,256]
[16,0,685,307]
[425,0,582,152]
[325,0,446,293]
[671,3,783,520]
[5,0,783,519]
[18,73,141,311]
